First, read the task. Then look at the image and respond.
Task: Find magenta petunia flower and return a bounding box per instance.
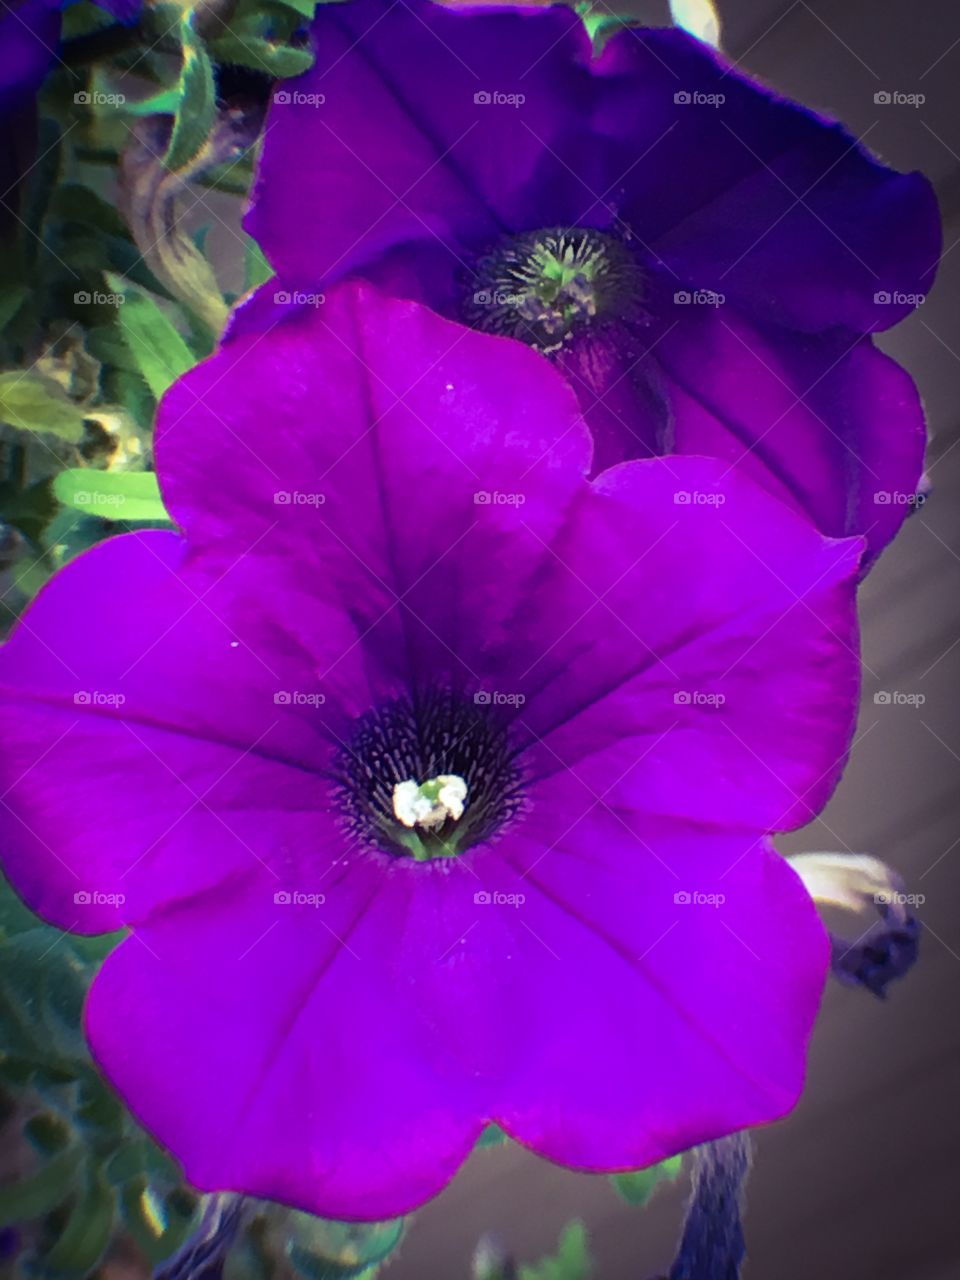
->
[0,287,861,1218]
[242,0,940,569]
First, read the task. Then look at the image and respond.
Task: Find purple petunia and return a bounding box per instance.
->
[242,0,940,569]
[0,287,862,1218]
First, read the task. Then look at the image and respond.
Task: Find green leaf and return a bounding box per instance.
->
[126,86,185,118]
[24,1113,73,1157]
[0,372,87,442]
[209,33,314,77]
[73,1076,128,1138]
[49,183,131,240]
[107,275,196,397]
[284,1215,405,1280]
[40,1169,116,1274]
[164,16,217,172]
[106,368,156,430]
[53,469,171,524]
[519,1223,591,1280]
[85,324,140,374]
[0,285,29,333]
[270,0,318,18]
[224,1231,273,1280]
[611,1154,683,1206]
[0,1147,82,1228]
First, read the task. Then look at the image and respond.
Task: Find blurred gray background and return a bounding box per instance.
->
[387,1,960,1276]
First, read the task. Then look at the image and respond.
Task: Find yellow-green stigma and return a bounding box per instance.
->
[467,227,646,354]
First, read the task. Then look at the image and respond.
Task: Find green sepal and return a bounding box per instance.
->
[610,1153,683,1206]
[476,1123,509,1149]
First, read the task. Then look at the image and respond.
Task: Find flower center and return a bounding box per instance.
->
[393,775,468,831]
[333,692,523,861]
[466,227,646,354]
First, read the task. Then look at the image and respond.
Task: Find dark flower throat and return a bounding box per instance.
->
[466,226,646,354]
[333,691,523,861]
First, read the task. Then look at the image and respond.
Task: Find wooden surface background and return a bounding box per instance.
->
[389,1,960,1276]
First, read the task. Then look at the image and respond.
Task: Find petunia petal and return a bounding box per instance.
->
[0,531,371,931]
[485,814,829,1168]
[493,456,862,834]
[84,859,489,1220]
[157,284,592,690]
[84,806,826,1217]
[651,308,926,568]
[245,0,604,290]
[591,26,940,333]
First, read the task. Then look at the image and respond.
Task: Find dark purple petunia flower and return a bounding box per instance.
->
[242,0,940,570]
[0,287,862,1218]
